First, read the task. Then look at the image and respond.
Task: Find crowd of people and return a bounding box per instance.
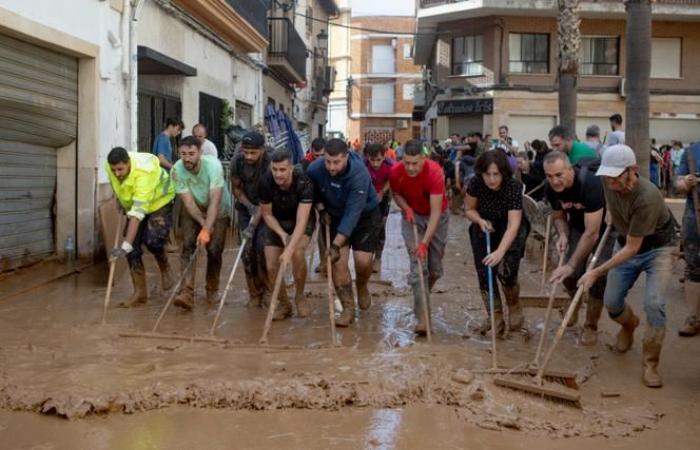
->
[103,115,699,390]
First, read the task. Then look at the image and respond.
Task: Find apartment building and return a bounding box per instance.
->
[414,0,700,144]
[346,16,423,144]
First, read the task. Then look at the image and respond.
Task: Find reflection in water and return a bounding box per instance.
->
[365,408,403,450]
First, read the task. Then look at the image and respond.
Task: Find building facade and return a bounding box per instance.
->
[346,16,422,145]
[0,0,267,270]
[414,0,700,144]
[263,0,338,144]
[327,0,351,139]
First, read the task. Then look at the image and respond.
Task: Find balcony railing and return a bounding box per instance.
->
[268,17,307,82]
[226,0,269,38]
[420,0,700,7]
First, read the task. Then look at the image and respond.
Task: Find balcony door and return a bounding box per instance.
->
[371,45,394,74]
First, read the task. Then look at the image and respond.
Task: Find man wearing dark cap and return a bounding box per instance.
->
[579,145,678,388]
[230,131,271,306]
[306,138,380,327]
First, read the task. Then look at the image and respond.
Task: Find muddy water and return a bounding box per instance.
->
[1,210,699,449]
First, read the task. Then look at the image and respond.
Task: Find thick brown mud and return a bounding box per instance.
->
[1,207,699,448]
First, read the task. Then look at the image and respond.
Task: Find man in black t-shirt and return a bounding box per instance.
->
[259,149,316,320]
[544,151,613,345]
[229,131,271,306]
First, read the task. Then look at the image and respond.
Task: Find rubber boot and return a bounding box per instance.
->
[580,296,604,346]
[473,290,505,337]
[610,305,640,353]
[272,288,293,321]
[245,273,264,307]
[334,283,355,327]
[295,291,312,318]
[413,283,432,336]
[120,266,148,307]
[503,284,524,331]
[678,281,700,337]
[356,279,372,310]
[154,253,174,291]
[641,326,665,388]
[173,288,194,310]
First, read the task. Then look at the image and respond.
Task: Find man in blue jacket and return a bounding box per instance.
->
[307,138,380,327]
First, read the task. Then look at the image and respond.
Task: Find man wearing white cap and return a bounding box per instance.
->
[579,145,677,388]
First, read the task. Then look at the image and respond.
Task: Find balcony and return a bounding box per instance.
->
[267,17,307,83]
[226,0,269,39]
[312,66,335,103]
[414,0,700,64]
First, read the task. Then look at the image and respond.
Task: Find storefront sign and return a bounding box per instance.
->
[437,98,493,115]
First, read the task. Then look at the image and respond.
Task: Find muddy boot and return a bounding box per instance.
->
[245,273,264,307]
[610,305,640,353]
[154,254,174,291]
[206,290,219,305]
[295,292,312,318]
[119,267,148,307]
[503,284,523,331]
[335,283,355,327]
[679,281,700,337]
[642,326,665,388]
[356,280,372,310]
[412,283,431,336]
[580,297,604,346]
[272,288,293,321]
[173,288,194,310]
[475,311,505,337]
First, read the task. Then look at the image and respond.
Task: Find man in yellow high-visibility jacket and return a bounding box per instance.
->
[106,147,176,306]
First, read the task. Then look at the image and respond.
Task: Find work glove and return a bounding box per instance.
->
[329,243,341,264]
[109,241,133,263]
[247,204,258,217]
[415,242,429,262]
[197,228,211,246]
[403,207,415,224]
[242,223,256,241]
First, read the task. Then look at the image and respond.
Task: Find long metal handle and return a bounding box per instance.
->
[101,213,124,325]
[259,259,288,344]
[533,252,566,366]
[325,222,338,346]
[486,231,497,370]
[535,225,612,385]
[412,224,432,342]
[152,246,199,333]
[209,239,247,336]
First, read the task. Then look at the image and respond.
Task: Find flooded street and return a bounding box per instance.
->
[1,208,699,449]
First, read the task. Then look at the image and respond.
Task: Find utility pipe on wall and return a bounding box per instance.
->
[129,0,145,151]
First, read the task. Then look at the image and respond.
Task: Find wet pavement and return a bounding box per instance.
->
[1,207,699,449]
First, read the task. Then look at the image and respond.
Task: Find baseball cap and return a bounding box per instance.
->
[241,131,265,149]
[596,144,637,177]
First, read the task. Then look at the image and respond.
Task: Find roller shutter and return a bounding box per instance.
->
[0,33,78,271]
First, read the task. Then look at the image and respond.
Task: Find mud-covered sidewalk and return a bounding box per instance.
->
[1,210,699,449]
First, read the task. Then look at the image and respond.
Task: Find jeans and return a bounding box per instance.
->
[127,203,172,271]
[682,210,700,282]
[180,211,229,293]
[401,212,449,286]
[604,244,675,328]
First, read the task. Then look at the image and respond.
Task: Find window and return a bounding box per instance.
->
[451,35,483,76]
[371,45,394,73]
[580,37,619,75]
[306,7,313,35]
[403,43,413,60]
[403,84,415,100]
[509,33,549,73]
[651,38,681,78]
[371,84,394,113]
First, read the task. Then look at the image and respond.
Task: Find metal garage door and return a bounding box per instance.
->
[0,33,78,271]
[650,118,700,146]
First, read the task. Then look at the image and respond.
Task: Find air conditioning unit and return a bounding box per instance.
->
[619,78,627,98]
[396,119,409,129]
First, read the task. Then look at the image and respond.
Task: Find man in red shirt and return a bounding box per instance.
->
[390,139,449,335]
[365,143,394,272]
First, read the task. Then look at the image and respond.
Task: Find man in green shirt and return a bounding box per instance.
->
[579,145,677,388]
[170,136,232,309]
[549,125,597,165]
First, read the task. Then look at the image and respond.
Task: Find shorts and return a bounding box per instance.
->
[264,215,316,248]
[327,207,380,253]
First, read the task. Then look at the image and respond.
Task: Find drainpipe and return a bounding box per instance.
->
[129,0,145,151]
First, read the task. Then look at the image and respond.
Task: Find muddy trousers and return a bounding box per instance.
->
[126,203,173,272]
[468,222,528,313]
[375,196,391,260]
[401,212,449,287]
[562,227,614,325]
[178,211,229,297]
[238,209,268,302]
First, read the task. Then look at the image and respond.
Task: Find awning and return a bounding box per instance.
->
[137,46,197,76]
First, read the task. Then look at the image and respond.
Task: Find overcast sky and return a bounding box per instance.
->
[351,0,415,17]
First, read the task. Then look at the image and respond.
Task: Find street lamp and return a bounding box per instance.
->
[316,28,328,55]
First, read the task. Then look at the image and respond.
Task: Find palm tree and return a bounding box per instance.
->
[625,0,652,178]
[557,0,580,135]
